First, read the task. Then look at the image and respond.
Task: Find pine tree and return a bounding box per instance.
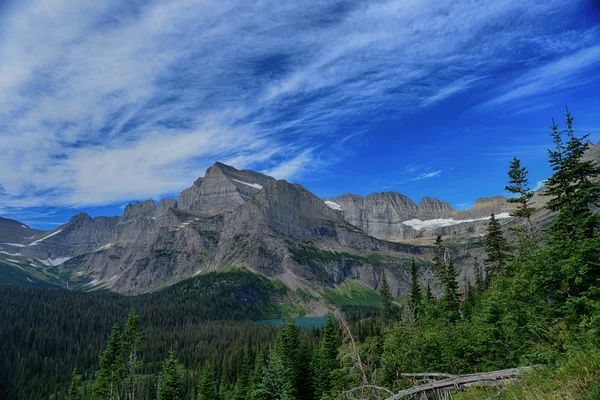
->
[473,260,485,294]
[233,343,253,400]
[425,283,434,302]
[545,107,600,240]
[443,258,460,322]
[157,351,185,400]
[198,363,219,400]
[379,269,393,328]
[484,213,511,279]
[432,235,446,282]
[122,309,145,400]
[65,367,81,400]
[93,323,125,400]
[312,315,338,399]
[505,156,536,234]
[408,258,422,321]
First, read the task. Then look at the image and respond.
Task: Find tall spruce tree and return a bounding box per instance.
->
[157,351,185,400]
[484,213,511,279]
[122,310,145,400]
[408,258,422,321]
[198,363,218,400]
[379,269,394,327]
[545,107,600,240]
[443,258,461,322]
[505,156,536,234]
[313,315,338,400]
[93,323,125,400]
[65,367,81,400]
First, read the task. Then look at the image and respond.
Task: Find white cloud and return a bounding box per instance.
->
[0,0,596,213]
[411,170,442,181]
[534,180,546,191]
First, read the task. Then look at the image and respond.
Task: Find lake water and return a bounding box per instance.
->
[257,316,329,328]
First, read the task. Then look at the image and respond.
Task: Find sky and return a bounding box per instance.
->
[0,0,599,229]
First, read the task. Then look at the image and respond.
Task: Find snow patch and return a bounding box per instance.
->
[21,225,27,229]
[402,213,511,231]
[39,257,71,267]
[7,258,21,263]
[232,179,263,190]
[89,279,100,286]
[324,201,342,210]
[1,250,22,256]
[94,243,114,252]
[3,242,25,247]
[29,229,63,246]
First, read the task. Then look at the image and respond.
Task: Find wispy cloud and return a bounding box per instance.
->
[411,170,442,181]
[483,45,600,107]
[0,0,597,214]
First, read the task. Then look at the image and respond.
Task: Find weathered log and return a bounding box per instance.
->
[385,365,540,400]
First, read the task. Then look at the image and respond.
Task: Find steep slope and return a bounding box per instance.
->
[178,162,275,212]
[211,180,431,295]
[0,217,42,243]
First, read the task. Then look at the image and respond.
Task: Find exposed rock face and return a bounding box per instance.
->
[178,162,274,212]
[0,217,42,243]
[332,192,512,241]
[333,192,418,241]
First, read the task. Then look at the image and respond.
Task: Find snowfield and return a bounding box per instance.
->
[403,212,511,230]
[324,201,342,210]
[232,179,263,190]
[29,230,63,246]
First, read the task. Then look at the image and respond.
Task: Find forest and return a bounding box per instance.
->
[2,109,600,399]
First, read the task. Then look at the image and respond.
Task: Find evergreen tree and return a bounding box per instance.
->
[379,269,393,327]
[425,283,434,302]
[545,107,600,240]
[233,343,253,400]
[484,213,511,279]
[157,351,185,400]
[505,156,536,234]
[122,309,145,400]
[443,258,460,322]
[312,315,338,399]
[473,260,485,294]
[93,323,125,400]
[198,363,219,400]
[408,258,422,321]
[249,350,265,399]
[65,367,81,400]
[432,235,446,282]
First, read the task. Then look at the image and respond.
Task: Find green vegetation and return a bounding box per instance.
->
[317,280,381,307]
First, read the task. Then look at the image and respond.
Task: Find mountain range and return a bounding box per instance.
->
[1,141,599,312]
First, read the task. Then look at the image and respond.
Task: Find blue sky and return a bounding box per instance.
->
[0,0,599,229]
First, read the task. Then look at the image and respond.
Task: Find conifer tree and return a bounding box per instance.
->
[198,363,219,400]
[233,343,253,400]
[379,269,393,327]
[313,315,338,399]
[484,213,511,279]
[93,323,125,400]
[432,235,446,282]
[545,107,600,240]
[408,258,422,321]
[473,260,485,294]
[65,367,81,400]
[122,309,145,400]
[505,156,536,233]
[157,351,185,400]
[443,258,460,322]
[425,283,434,302]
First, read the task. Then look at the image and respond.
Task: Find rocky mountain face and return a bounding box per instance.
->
[0,217,41,243]
[329,193,512,241]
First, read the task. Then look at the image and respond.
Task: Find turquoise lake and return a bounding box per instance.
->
[257,317,329,328]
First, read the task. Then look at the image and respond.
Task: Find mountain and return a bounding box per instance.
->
[5,141,598,302]
[0,217,41,243]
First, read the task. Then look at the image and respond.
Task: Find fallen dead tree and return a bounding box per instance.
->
[342,365,539,400]
[386,365,540,400]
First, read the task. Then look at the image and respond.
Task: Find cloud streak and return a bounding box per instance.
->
[0,0,598,215]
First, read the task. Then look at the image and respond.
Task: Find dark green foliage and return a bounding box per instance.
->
[408,259,422,321]
[122,310,145,400]
[505,156,535,224]
[484,213,511,279]
[157,351,185,400]
[197,364,218,400]
[442,258,460,322]
[312,315,338,400]
[93,324,125,400]
[65,368,81,400]
[379,269,393,328]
